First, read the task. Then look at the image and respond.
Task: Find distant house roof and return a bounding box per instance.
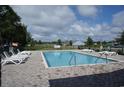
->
[73,41,84,46]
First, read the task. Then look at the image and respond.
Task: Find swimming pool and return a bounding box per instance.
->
[43,51,115,67]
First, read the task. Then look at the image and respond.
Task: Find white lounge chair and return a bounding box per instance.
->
[98,51,118,56]
[98,51,105,56]
[1,54,23,66]
[81,49,94,52]
[17,49,31,55]
[3,52,27,62]
[1,58,20,66]
[106,51,118,56]
[10,49,29,58]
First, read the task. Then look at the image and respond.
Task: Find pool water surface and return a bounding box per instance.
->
[43,51,115,67]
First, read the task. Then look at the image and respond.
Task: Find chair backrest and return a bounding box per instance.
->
[3,52,11,58]
[17,49,21,53]
[9,50,16,56]
[1,54,5,59]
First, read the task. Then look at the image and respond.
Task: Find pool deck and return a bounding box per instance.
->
[1,50,124,87]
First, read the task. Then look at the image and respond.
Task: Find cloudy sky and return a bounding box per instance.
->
[11,5,124,42]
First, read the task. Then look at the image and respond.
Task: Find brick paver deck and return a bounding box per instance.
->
[1,51,124,87]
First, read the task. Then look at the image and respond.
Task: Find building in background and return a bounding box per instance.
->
[73,41,84,49]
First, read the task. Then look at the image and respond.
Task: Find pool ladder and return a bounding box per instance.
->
[94,54,108,63]
[69,54,76,66]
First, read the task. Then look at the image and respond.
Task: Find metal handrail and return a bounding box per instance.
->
[94,53,108,63]
[94,54,103,63]
[69,55,73,65]
[105,54,108,63]
[69,54,76,66]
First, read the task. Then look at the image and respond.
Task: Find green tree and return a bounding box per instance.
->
[102,41,107,45]
[0,5,32,47]
[116,30,124,45]
[96,41,101,45]
[86,37,93,48]
[26,32,32,43]
[69,40,72,46]
[38,40,42,44]
[57,39,62,45]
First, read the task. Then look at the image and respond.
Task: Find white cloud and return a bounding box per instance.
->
[113,10,124,27]
[71,23,83,32]
[12,5,76,41]
[88,32,94,37]
[69,22,118,41]
[32,34,42,40]
[11,5,122,42]
[77,6,98,17]
[12,5,75,28]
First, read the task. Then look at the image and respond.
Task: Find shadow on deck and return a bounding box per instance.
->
[49,69,124,87]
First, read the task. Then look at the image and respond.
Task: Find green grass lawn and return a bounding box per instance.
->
[24,44,108,50]
[24,44,124,55]
[24,44,75,50]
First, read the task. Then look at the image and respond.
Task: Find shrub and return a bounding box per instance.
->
[117,50,124,55]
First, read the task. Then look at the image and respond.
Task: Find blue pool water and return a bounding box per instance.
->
[43,51,114,67]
